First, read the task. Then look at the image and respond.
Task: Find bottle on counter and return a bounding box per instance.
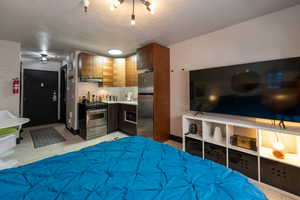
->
[82,96,89,104]
[87,91,91,102]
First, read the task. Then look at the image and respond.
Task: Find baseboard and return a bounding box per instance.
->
[66,126,79,135]
[169,134,183,143]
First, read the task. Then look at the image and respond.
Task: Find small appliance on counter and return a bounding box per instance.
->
[78,102,108,140]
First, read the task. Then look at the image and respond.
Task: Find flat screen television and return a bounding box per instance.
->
[190,57,300,122]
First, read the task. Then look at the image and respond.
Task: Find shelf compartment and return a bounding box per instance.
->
[203,121,226,147]
[228,125,257,152]
[204,142,227,166]
[259,129,300,168]
[260,147,300,168]
[182,117,203,138]
[185,137,203,158]
[228,149,258,180]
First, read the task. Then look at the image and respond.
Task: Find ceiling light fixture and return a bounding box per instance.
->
[40,54,48,64]
[82,0,90,13]
[108,49,123,56]
[83,0,156,25]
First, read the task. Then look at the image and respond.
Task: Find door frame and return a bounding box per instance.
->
[60,65,67,124]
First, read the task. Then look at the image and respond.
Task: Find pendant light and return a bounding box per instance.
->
[131,0,136,26]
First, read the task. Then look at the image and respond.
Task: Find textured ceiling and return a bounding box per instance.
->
[0,0,299,57]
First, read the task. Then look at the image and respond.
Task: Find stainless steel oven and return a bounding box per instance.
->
[79,102,108,140]
[86,109,107,128]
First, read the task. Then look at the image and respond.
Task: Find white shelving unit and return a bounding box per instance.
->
[182,112,300,200]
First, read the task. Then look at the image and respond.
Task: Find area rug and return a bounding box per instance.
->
[30,127,66,149]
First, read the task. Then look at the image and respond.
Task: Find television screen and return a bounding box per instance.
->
[190,57,300,122]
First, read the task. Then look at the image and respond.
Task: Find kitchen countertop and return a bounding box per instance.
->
[101,100,138,105]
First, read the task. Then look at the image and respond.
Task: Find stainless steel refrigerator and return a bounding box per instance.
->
[137,71,154,138]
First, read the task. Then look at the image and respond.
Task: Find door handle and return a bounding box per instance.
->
[52,90,57,102]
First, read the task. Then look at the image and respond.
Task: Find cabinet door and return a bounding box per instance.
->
[79,53,94,78]
[185,137,203,158]
[126,55,138,86]
[113,58,126,87]
[102,57,114,87]
[108,104,119,133]
[137,44,153,70]
[228,149,258,180]
[94,56,103,79]
[261,158,300,196]
[204,142,227,166]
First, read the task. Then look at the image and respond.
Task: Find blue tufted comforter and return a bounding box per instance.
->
[0,136,266,200]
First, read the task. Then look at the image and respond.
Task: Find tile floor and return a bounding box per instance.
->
[5,123,128,166]
[4,124,299,200]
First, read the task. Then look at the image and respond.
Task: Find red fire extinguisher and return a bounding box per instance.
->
[12,78,20,94]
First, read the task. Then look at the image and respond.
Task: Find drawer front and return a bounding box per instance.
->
[228,149,258,180]
[86,126,107,140]
[185,137,203,158]
[204,142,226,166]
[260,158,300,196]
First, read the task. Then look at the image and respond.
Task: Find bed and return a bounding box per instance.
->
[0,136,266,200]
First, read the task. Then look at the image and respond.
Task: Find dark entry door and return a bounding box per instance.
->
[23,69,58,127]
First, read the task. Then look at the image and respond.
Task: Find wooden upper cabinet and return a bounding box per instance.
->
[94,56,103,79]
[137,44,154,70]
[78,52,138,87]
[102,57,114,87]
[79,53,94,78]
[126,55,138,86]
[79,53,104,80]
[113,58,126,87]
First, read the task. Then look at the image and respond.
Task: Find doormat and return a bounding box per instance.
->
[30,127,66,148]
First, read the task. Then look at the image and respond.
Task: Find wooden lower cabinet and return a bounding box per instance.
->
[108,104,119,133]
[107,103,137,136]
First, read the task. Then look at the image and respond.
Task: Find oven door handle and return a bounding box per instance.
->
[87,109,107,114]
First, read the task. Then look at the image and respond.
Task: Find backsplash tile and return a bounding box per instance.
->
[78,82,137,101]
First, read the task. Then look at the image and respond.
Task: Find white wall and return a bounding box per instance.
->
[66,52,79,130]
[22,58,61,72]
[0,40,21,115]
[169,5,300,137]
